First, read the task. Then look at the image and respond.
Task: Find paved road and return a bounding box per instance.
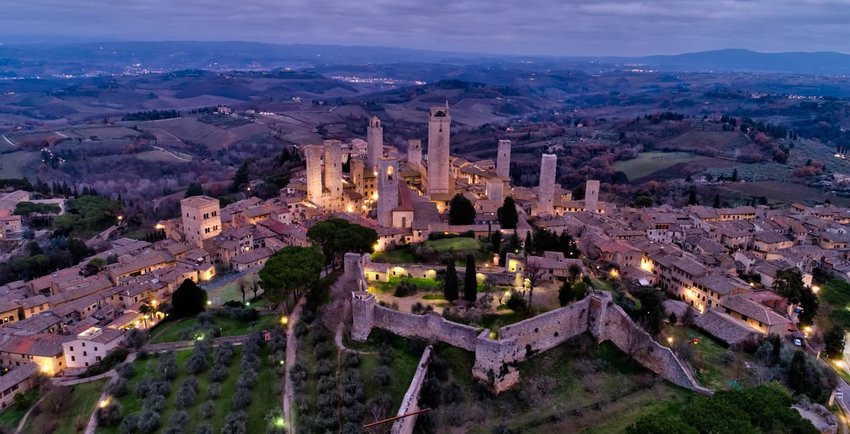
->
[283,298,305,434]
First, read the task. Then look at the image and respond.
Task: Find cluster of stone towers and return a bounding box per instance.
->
[305,139,345,210]
[535,153,601,216]
[304,103,604,223]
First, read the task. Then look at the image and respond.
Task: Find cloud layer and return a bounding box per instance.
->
[3,0,850,55]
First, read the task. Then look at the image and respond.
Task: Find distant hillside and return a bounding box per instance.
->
[624,49,850,75]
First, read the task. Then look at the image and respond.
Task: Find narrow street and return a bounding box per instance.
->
[283,298,305,434]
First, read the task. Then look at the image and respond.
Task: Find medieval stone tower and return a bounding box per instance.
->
[323,140,343,202]
[407,139,422,170]
[377,156,399,227]
[585,179,600,213]
[367,116,383,173]
[304,145,324,203]
[427,104,451,196]
[351,158,365,195]
[496,139,511,179]
[486,177,504,203]
[537,154,557,216]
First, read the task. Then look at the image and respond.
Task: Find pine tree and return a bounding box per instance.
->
[444,262,458,302]
[464,255,477,303]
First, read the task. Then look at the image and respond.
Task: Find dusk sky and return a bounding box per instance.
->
[3,0,850,56]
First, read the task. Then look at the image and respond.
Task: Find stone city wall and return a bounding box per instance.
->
[347,253,710,394]
[391,346,433,434]
[352,291,479,351]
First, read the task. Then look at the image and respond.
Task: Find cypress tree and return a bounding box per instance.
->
[444,262,458,302]
[464,255,477,303]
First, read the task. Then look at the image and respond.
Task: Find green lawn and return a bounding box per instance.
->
[613,152,702,180]
[425,237,481,253]
[370,276,442,295]
[23,380,107,434]
[351,332,424,413]
[430,337,691,434]
[98,346,277,434]
[0,405,27,432]
[371,249,416,264]
[150,314,278,344]
[817,279,850,329]
[662,325,748,390]
[0,151,39,179]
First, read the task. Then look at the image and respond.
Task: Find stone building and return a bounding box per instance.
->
[427,104,451,197]
[536,154,557,216]
[496,139,511,179]
[585,179,600,213]
[407,139,422,170]
[377,157,400,228]
[180,195,221,248]
[367,116,383,172]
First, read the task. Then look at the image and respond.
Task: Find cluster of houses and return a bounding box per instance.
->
[556,202,850,349]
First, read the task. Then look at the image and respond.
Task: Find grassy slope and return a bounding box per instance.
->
[97,346,276,434]
[817,279,850,329]
[613,152,702,180]
[432,338,691,434]
[24,380,107,434]
[150,314,277,344]
[426,238,481,253]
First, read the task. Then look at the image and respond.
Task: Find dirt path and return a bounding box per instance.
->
[283,298,305,434]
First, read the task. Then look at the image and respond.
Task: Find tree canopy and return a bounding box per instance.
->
[171,279,208,318]
[464,254,477,303]
[496,197,518,229]
[448,194,476,225]
[628,382,817,434]
[307,218,378,265]
[443,261,458,302]
[258,246,324,308]
[52,195,122,235]
[773,268,818,325]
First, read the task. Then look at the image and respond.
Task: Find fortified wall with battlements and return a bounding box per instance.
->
[346,253,711,394]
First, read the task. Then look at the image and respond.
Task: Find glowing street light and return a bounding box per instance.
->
[280,316,289,326]
[667,337,674,345]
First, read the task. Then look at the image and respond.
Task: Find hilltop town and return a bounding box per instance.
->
[0,99,847,432]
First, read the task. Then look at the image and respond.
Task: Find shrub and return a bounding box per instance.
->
[80,347,130,377]
[120,412,139,434]
[506,292,528,313]
[167,410,188,428]
[116,362,136,379]
[195,423,213,434]
[221,411,248,434]
[96,402,124,427]
[209,364,229,382]
[110,377,129,397]
[143,394,167,412]
[207,383,221,400]
[185,353,208,375]
[232,387,252,410]
[374,365,392,386]
[214,343,235,365]
[200,400,215,418]
[176,382,198,408]
[159,352,178,381]
[314,342,334,360]
[124,328,148,349]
[394,281,418,297]
[342,352,361,369]
[378,344,394,366]
[265,407,287,434]
[136,409,161,433]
